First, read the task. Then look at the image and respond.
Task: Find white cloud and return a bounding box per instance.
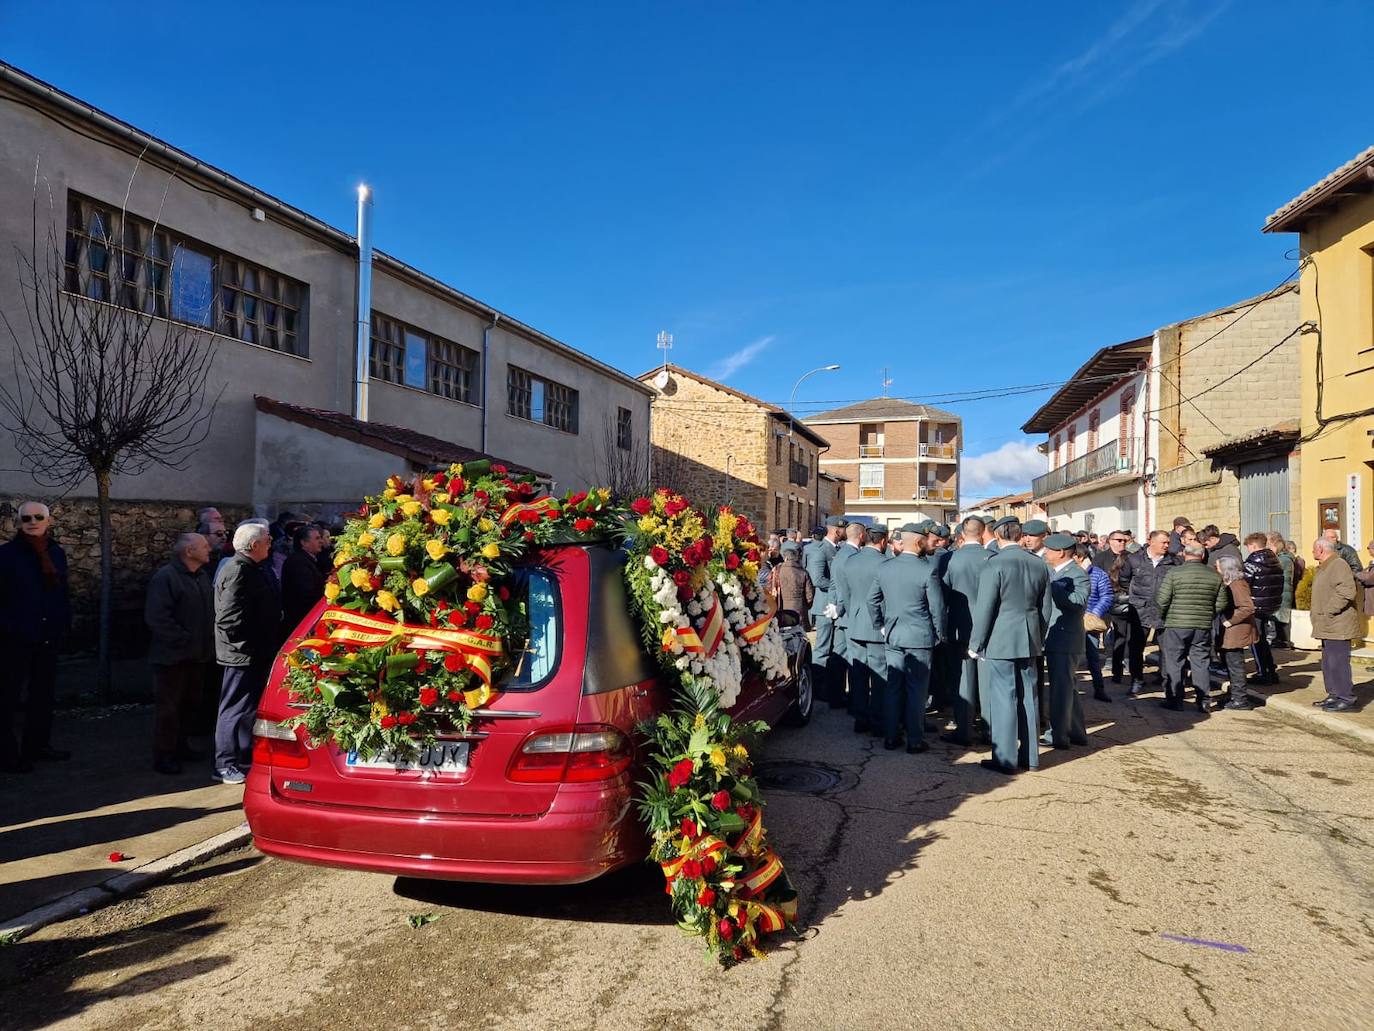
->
[961,440,1044,496]
[707,335,774,381]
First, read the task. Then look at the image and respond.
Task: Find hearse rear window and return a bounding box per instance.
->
[502,568,560,689]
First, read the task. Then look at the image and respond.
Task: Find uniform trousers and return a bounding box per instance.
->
[884,646,932,746]
[811,615,838,703]
[215,661,272,771]
[952,637,980,741]
[1045,651,1088,746]
[983,656,1040,771]
[847,640,887,727]
[832,625,851,709]
[1161,627,1212,703]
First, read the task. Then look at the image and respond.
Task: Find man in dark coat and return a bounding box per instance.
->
[1167,517,1192,557]
[281,523,328,636]
[1242,532,1284,685]
[941,517,992,744]
[1155,544,1228,711]
[0,501,72,773]
[805,516,845,705]
[213,521,282,784]
[1121,530,1177,697]
[1041,533,1091,748]
[1201,528,1241,570]
[836,525,890,735]
[145,533,215,774]
[772,543,814,628]
[829,522,865,714]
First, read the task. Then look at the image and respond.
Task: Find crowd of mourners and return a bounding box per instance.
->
[1,499,1371,781]
[760,513,1373,774]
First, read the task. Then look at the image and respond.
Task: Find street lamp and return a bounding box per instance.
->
[787,364,840,531]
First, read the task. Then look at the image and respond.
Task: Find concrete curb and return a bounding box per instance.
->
[0,822,252,945]
[1246,688,1374,748]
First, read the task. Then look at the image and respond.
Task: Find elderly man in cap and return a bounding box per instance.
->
[867,525,945,752]
[1041,533,1091,749]
[969,518,1050,775]
[806,516,847,706]
[836,524,890,734]
[942,516,993,744]
[771,541,814,628]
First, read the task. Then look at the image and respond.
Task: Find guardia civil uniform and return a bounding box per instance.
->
[829,535,862,713]
[837,538,890,733]
[806,517,845,706]
[969,539,1050,772]
[1041,533,1090,749]
[941,536,993,742]
[867,545,945,750]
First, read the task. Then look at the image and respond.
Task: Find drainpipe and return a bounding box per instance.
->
[481,313,500,454]
[353,185,374,421]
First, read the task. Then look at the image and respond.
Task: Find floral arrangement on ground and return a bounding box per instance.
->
[280,475,797,965]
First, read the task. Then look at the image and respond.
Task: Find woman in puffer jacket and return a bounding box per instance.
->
[1076,543,1114,702]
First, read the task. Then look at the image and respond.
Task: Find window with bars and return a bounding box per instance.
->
[430,337,478,403]
[372,313,479,401]
[370,313,406,384]
[616,407,633,450]
[507,366,578,433]
[64,192,306,355]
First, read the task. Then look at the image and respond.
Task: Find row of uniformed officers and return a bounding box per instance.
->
[803,513,1088,775]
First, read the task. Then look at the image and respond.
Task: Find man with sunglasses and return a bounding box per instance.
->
[0,502,73,773]
[1094,531,1132,684]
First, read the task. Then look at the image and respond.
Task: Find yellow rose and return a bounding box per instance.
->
[333,549,349,568]
[382,488,397,501]
[477,517,495,532]
[481,542,500,560]
[422,479,435,491]
[449,463,464,478]
[430,509,451,526]
[401,500,421,518]
[733,744,749,760]
[742,560,759,582]
[376,590,399,612]
[324,582,340,601]
[638,516,657,533]
[350,567,373,590]
[432,492,451,505]
[386,533,406,556]
[425,539,449,562]
[467,582,488,603]
[395,494,413,504]
[411,578,429,597]
[368,513,386,529]
[709,747,727,771]
[356,532,375,549]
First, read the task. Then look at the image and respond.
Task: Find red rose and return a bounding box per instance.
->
[673,569,691,588]
[492,463,508,474]
[677,586,693,602]
[711,790,731,811]
[369,574,383,590]
[474,489,489,503]
[524,530,536,540]
[380,715,396,729]
[568,491,587,506]
[681,818,698,839]
[450,477,466,494]
[681,858,703,880]
[650,546,670,567]
[574,517,595,533]
[735,804,754,822]
[697,887,716,907]
[443,653,466,672]
[431,472,447,488]
[746,549,759,562]
[718,918,735,941]
[464,601,481,614]
[673,758,694,778]
[498,586,511,601]
[475,614,494,630]
[398,712,417,726]
[701,855,717,875]
[631,497,652,516]
[725,552,741,570]
[664,498,687,517]
[520,509,540,525]
[446,690,462,702]
[415,658,430,674]
[419,687,438,707]
[108,851,126,863]
[448,610,468,628]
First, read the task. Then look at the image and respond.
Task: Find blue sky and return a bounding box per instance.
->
[4,1,1371,497]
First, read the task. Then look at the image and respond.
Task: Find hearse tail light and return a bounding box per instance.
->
[507,724,632,784]
[251,718,311,770]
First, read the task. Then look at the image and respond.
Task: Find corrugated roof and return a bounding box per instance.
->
[1020,336,1152,434]
[1264,144,1374,233]
[804,397,960,424]
[638,364,830,448]
[1201,420,1300,462]
[255,396,549,478]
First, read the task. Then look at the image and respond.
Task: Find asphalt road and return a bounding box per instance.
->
[3,691,1373,1031]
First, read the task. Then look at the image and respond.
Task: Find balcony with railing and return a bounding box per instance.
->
[918,486,957,502]
[1032,439,1137,499]
[859,443,884,458]
[919,442,956,460]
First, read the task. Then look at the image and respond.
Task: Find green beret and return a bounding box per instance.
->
[781,541,801,554]
[1022,519,1050,535]
[1044,532,1077,550]
[824,515,848,528]
[929,522,951,538]
[990,516,1016,531]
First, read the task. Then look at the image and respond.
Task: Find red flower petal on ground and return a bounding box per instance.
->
[475,614,494,630]
[108,851,125,863]
[711,790,731,810]
[631,497,652,516]
[419,687,438,707]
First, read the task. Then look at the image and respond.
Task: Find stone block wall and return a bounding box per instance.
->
[1153,460,1240,533]
[0,495,249,652]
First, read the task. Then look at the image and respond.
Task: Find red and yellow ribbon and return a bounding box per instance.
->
[699,592,726,657]
[738,607,775,645]
[660,834,728,891]
[499,496,560,529]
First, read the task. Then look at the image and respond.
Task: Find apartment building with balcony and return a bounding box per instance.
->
[640,364,830,531]
[804,398,961,530]
[1022,337,1153,536]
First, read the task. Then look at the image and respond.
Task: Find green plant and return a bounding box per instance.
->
[1294,565,1315,611]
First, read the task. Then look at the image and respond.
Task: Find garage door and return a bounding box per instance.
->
[1237,457,1289,540]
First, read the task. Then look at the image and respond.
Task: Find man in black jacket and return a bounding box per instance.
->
[1093,530,1131,682]
[1202,528,1242,569]
[1243,532,1284,685]
[213,522,282,784]
[145,533,215,774]
[1121,530,1177,697]
[281,524,327,636]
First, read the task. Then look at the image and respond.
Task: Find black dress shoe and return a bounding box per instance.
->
[1069,736,1090,747]
[1225,700,1255,711]
[1160,699,1184,712]
[883,738,901,751]
[1322,698,1356,712]
[906,741,930,755]
[1312,696,1334,707]
[27,746,71,762]
[979,758,1016,776]
[939,731,973,746]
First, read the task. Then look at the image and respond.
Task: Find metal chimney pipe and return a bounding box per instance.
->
[354,184,374,420]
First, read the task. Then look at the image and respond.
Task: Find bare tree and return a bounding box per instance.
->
[585,410,649,500]
[0,172,220,698]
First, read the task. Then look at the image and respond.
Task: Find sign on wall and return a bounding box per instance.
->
[1348,473,1364,548]
[1317,496,1343,540]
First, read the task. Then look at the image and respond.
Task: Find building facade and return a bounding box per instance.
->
[1264,145,1374,559]
[639,365,830,532]
[1023,338,1154,536]
[804,398,961,530]
[0,62,651,639]
[960,491,1046,526]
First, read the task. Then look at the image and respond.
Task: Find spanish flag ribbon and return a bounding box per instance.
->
[499,495,560,529]
[301,607,504,703]
[662,625,706,655]
[740,849,785,899]
[734,806,765,855]
[738,607,775,644]
[659,834,728,890]
[698,591,726,657]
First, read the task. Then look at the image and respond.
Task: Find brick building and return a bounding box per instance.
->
[960,490,1046,525]
[804,398,961,530]
[640,365,830,531]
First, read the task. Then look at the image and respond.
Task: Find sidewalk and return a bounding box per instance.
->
[1244,645,1374,746]
[0,655,249,927]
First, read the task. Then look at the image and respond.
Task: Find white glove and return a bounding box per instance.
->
[967,648,981,660]
[824,604,839,619]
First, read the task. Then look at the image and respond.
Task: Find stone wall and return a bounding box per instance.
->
[0,495,249,653]
[1153,460,1240,533]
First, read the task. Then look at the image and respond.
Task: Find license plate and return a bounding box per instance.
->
[345,741,470,774]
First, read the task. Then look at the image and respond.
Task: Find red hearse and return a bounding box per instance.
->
[243,541,813,884]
